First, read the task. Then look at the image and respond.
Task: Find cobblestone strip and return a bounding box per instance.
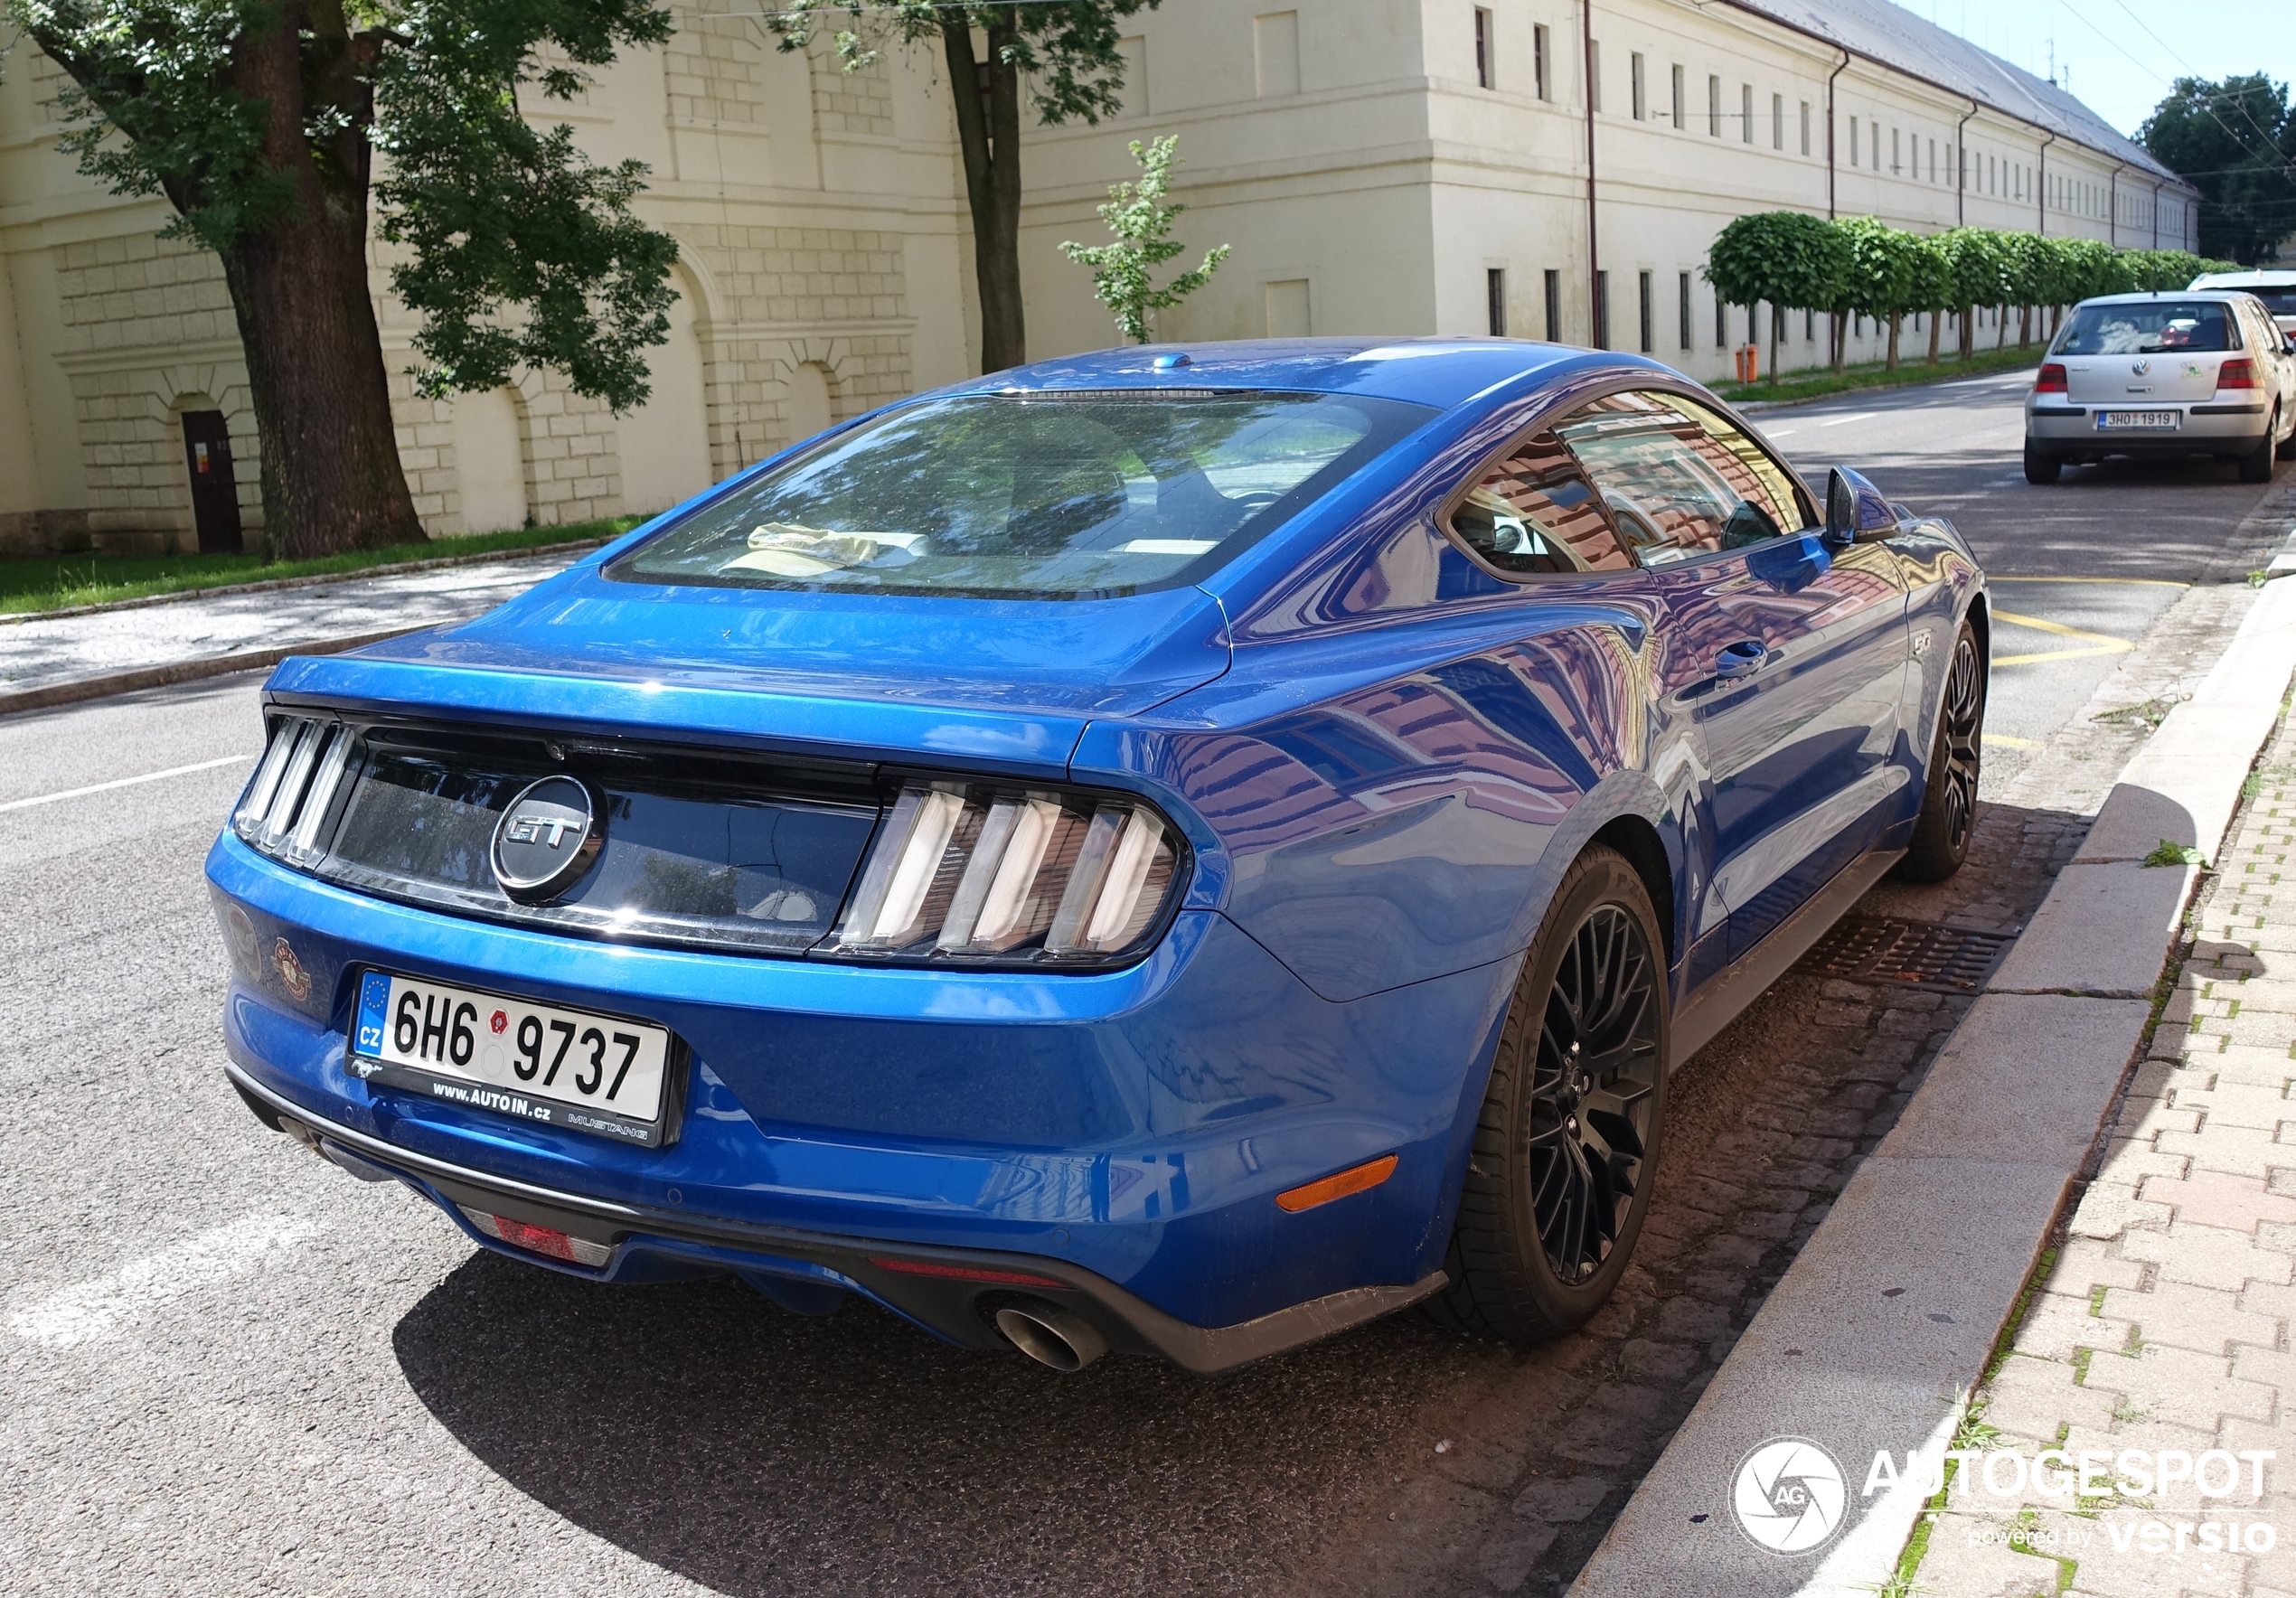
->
[1915,707,2296,1598]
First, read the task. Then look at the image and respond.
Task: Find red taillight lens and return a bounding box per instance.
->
[2217,358,2257,391]
[2035,363,2068,394]
[868,1256,1070,1289]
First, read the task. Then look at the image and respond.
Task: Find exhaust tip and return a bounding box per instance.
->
[994,1303,1108,1372]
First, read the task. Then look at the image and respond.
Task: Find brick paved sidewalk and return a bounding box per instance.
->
[1915,705,2296,1598]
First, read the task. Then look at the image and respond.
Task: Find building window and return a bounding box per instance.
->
[1869,119,1879,169]
[1637,271,1653,353]
[1772,92,1783,149]
[1708,74,1719,136]
[1891,126,1901,174]
[1589,41,1601,113]
[1679,272,1693,350]
[1801,100,1811,155]
[1474,8,1492,89]
[1715,286,1727,348]
[1543,268,1561,341]
[1740,84,1753,143]
[1849,118,1858,166]
[1487,268,1506,336]
[1804,308,1814,340]
[1930,136,1937,183]
[1534,24,1550,100]
[1595,270,1609,350]
[1631,52,1645,120]
[1671,64,1684,129]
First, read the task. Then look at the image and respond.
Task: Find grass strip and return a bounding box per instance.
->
[1715,342,2044,407]
[0,515,646,616]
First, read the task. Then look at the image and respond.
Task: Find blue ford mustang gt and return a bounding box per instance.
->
[208,338,1986,1373]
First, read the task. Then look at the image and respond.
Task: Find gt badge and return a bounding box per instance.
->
[491,776,603,904]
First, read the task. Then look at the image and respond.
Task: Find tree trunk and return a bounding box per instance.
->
[1996,304,2008,350]
[1832,311,1847,376]
[1927,310,1942,364]
[942,19,1025,373]
[1887,312,1901,370]
[1959,304,1974,360]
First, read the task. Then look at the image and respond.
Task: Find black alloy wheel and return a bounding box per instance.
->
[2022,443,2063,485]
[2240,410,2281,484]
[1899,621,1985,882]
[1529,905,1662,1285]
[1426,845,1667,1342]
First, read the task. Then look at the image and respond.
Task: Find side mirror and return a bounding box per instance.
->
[1822,466,1897,546]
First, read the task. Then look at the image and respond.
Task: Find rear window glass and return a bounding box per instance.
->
[2052,301,2238,355]
[607,390,1435,599]
[2254,290,2296,316]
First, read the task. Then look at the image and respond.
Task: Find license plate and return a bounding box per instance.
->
[2098,410,2181,430]
[350,972,675,1146]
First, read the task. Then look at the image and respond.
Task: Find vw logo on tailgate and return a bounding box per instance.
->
[491,776,603,903]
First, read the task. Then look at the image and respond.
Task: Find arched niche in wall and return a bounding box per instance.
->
[454,386,530,535]
[617,263,715,517]
[787,361,833,448]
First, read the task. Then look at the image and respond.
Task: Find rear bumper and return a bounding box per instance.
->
[226,1060,1445,1371]
[2026,404,2270,456]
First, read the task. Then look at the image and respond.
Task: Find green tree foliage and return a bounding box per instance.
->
[772,0,1156,372]
[1059,136,1228,343]
[2140,74,2296,266]
[1702,212,2243,378]
[13,0,681,559]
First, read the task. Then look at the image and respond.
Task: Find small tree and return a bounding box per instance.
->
[774,0,1155,372]
[1703,211,1842,379]
[1905,233,1953,364]
[1936,229,2007,361]
[1836,216,1915,371]
[14,0,681,559]
[1060,136,1229,343]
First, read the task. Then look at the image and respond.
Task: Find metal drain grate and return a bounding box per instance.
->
[1793,916,2014,992]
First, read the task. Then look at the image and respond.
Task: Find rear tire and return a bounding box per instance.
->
[1897,621,1987,883]
[2240,414,2280,484]
[2278,416,2296,461]
[2022,444,2062,484]
[1426,845,1666,1343]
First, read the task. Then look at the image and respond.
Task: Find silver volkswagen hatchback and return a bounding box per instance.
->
[2025,290,2296,484]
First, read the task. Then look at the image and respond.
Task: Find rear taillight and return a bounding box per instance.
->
[833,781,1183,967]
[2217,358,2257,391]
[459,1207,611,1265]
[234,714,357,867]
[2036,362,2067,394]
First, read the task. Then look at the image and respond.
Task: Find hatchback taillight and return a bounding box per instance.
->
[832,781,1184,966]
[2036,362,2068,394]
[2217,358,2257,391]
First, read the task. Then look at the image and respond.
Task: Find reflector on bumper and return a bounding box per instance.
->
[458,1206,613,1266]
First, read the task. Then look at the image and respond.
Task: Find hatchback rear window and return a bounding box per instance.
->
[608,390,1435,600]
[2255,290,2296,316]
[2052,301,2238,355]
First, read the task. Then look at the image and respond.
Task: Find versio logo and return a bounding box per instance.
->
[1733,1437,1848,1555]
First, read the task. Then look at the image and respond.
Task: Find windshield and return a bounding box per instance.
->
[608,390,1435,599]
[2051,301,2238,355]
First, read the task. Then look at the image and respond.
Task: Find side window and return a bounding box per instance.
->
[1445,429,1633,576]
[1555,390,1803,567]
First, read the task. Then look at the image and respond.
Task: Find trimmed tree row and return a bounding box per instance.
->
[1703,212,2242,381]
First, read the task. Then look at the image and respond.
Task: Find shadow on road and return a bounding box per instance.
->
[391,797,2090,1598]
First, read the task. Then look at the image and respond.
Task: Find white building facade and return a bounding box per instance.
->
[0,0,2193,556]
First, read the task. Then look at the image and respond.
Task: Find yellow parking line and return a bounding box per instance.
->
[1983,733,2041,748]
[1992,645,2131,666]
[1990,608,2131,644]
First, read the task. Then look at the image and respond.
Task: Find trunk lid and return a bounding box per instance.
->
[2064,351,2226,407]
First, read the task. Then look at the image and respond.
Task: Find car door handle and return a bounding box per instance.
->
[1714,641,1769,680]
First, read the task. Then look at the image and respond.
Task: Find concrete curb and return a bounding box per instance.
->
[1568,552,2296,1595]
[0,535,609,627]
[0,625,428,717]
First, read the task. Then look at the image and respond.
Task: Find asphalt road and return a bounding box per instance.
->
[2,372,2286,1596]
[1760,362,2282,787]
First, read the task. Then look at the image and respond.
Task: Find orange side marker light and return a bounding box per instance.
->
[1276,1153,1399,1213]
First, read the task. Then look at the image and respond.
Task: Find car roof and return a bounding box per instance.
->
[2075,290,2264,306]
[2191,270,2296,287]
[926,337,1680,409]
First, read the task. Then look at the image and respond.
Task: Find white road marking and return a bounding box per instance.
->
[1764,428,1799,438]
[1819,412,1879,427]
[0,753,251,814]
[8,1213,325,1349]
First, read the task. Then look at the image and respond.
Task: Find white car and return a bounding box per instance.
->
[2024,290,2296,484]
[2192,268,2296,339]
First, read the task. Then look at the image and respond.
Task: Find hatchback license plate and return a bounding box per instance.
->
[2099,410,2180,430]
[350,972,674,1146]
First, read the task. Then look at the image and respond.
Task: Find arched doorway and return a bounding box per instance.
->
[617,267,714,516]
